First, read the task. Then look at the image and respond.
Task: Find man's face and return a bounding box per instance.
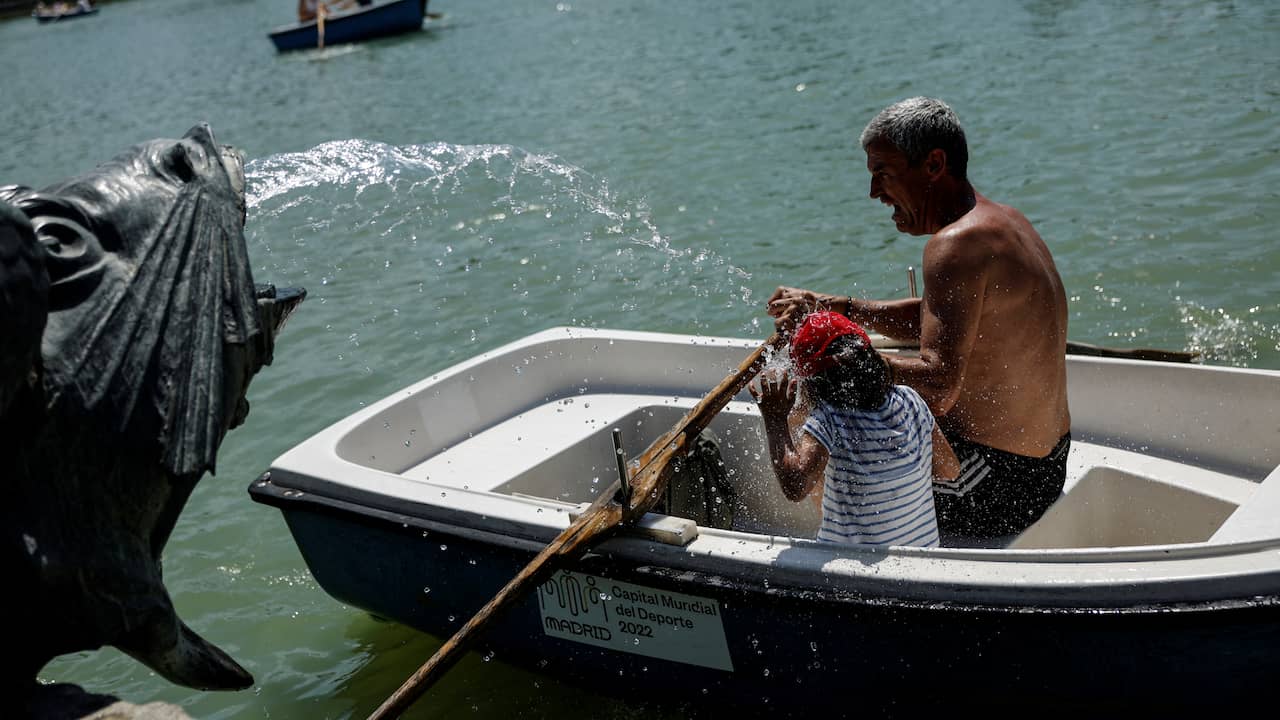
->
[865,140,932,236]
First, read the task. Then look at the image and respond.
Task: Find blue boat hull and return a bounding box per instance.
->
[268,0,426,53]
[250,478,1277,713]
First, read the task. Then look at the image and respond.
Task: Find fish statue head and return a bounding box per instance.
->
[0,124,304,693]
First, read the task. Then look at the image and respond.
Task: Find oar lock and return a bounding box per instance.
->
[612,428,632,508]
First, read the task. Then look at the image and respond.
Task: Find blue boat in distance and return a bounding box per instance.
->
[269,0,429,53]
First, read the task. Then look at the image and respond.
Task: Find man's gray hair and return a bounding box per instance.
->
[859,97,969,181]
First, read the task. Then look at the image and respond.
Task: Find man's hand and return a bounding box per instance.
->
[766,286,829,334]
[749,367,796,422]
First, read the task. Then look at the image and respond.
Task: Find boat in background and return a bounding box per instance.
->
[250,326,1280,711]
[268,0,429,53]
[32,1,98,22]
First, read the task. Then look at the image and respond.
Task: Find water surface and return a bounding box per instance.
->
[1,0,1277,716]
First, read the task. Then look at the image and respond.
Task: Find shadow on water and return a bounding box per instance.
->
[331,606,1235,720]
[327,612,715,719]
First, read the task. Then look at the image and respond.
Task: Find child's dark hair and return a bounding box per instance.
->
[803,335,893,410]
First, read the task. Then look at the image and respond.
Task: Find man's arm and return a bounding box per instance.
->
[846,296,921,341]
[885,230,986,416]
[767,286,922,340]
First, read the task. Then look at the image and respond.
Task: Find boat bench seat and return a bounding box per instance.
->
[399,393,695,497]
[1210,464,1280,543]
[1005,440,1261,549]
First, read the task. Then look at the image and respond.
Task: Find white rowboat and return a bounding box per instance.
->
[251,326,1280,712]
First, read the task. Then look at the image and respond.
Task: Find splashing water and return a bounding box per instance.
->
[243,140,758,400]
[1177,300,1280,367]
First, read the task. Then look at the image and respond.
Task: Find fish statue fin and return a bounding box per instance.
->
[119,616,254,691]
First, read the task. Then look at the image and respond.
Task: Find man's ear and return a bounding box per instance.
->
[925,148,947,179]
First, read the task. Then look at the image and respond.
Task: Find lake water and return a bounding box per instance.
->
[2,0,1278,717]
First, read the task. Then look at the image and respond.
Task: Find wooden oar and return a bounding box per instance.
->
[366,333,786,720]
[1063,340,1199,363]
[316,5,326,49]
[871,335,1199,363]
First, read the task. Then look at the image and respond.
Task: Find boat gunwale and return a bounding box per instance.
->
[255,467,1280,563]
[249,475,1280,609]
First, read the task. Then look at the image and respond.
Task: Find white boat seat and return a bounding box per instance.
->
[399,393,700,496]
[1210,464,1280,543]
[1009,440,1259,549]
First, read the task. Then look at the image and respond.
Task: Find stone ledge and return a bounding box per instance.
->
[23,683,194,720]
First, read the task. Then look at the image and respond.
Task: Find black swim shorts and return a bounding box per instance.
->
[932,432,1071,539]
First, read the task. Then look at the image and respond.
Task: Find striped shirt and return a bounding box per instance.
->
[802,385,940,548]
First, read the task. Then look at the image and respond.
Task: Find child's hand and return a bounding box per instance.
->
[749,367,796,420]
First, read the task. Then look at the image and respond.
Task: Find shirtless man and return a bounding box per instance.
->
[767,97,1071,539]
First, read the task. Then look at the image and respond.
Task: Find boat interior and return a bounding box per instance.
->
[324,331,1280,552]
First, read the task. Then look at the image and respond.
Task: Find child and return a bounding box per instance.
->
[751,312,958,548]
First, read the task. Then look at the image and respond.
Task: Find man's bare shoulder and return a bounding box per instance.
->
[925,208,1006,267]
[931,196,1037,259]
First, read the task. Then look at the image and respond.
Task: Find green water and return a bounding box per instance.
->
[2,0,1278,717]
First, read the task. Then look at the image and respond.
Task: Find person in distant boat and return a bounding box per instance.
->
[766,97,1072,542]
[751,311,959,548]
[298,0,358,23]
[76,0,91,11]
[297,0,319,22]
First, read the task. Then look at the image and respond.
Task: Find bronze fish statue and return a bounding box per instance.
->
[0,124,304,694]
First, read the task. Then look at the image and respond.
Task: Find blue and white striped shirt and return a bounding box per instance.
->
[802,385,940,548]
